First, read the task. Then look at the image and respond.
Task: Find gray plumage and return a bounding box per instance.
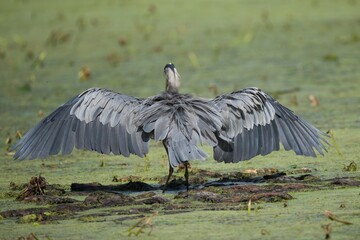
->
[12,63,328,189]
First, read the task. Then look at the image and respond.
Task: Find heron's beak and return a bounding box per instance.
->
[167,64,175,73]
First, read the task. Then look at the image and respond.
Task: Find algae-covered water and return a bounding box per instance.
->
[0,0,359,239]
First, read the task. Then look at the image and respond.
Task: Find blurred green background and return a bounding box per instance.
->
[0,0,359,239]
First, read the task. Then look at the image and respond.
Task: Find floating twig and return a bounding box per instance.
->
[324,210,352,225]
[127,211,158,236]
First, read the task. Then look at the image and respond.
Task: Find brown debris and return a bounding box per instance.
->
[261,229,271,236]
[112,175,142,183]
[343,161,357,172]
[106,53,121,66]
[46,30,71,46]
[177,184,297,203]
[37,110,44,117]
[17,176,47,201]
[78,66,91,81]
[308,95,319,107]
[16,233,39,240]
[139,196,170,205]
[163,204,192,212]
[0,204,85,222]
[286,167,312,174]
[84,192,135,206]
[191,169,222,178]
[135,192,170,204]
[118,36,127,46]
[83,191,169,207]
[21,195,78,205]
[177,162,191,172]
[14,178,70,204]
[262,173,319,183]
[243,167,278,176]
[134,192,157,199]
[290,95,298,106]
[208,84,218,96]
[176,191,221,203]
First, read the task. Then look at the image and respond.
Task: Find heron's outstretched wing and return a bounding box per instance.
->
[212,87,328,163]
[12,88,150,160]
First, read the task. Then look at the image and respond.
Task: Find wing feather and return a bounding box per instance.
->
[12,88,149,160]
[212,87,328,163]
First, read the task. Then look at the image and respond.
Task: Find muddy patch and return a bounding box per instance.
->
[71,181,155,192]
[328,177,360,186]
[175,184,303,203]
[1,171,359,224]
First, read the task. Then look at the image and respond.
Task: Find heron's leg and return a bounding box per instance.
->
[162,166,174,193]
[162,141,173,193]
[184,161,189,191]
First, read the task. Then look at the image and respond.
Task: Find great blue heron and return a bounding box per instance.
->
[12,63,328,192]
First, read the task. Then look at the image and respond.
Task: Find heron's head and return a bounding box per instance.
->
[164,63,180,93]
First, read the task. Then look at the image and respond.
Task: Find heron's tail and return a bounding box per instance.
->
[164,136,208,168]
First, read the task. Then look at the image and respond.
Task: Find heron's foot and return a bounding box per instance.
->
[162,166,174,193]
[184,161,189,192]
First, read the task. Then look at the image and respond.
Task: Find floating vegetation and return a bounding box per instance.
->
[243,32,254,44]
[290,95,298,106]
[308,94,320,107]
[0,48,6,59]
[5,130,22,153]
[37,110,44,118]
[338,33,359,44]
[31,51,47,69]
[12,35,27,50]
[25,49,35,60]
[19,82,32,92]
[76,16,87,31]
[99,159,105,167]
[105,52,121,67]
[133,4,158,41]
[15,130,23,140]
[323,53,339,62]
[208,84,218,96]
[78,66,91,81]
[343,161,357,172]
[327,129,343,156]
[144,155,151,172]
[1,1,360,239]
[118,36,127,46]
[46,30,71,46]
[188,52,200,68]
[247,199,252,214]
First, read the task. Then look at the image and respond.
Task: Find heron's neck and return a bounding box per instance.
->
[166,73,180,93]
